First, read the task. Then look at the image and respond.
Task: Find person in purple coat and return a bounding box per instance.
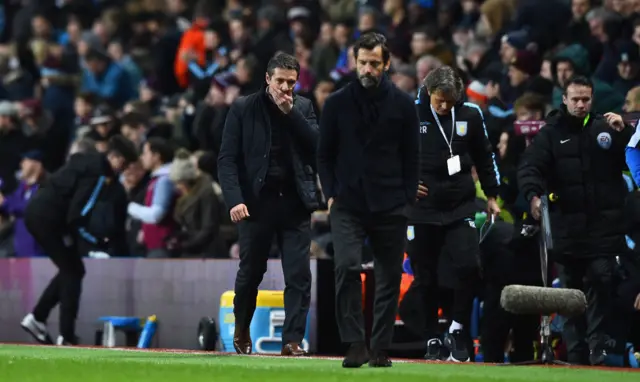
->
[0,150,47,257]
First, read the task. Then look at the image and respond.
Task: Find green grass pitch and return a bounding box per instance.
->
[0,344,638,382]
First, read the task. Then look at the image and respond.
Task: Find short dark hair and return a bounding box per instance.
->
[514,92,546,115]
[145,137,174,164]
[108,135,139,164]
[77,91,98,106]
[120,112,148,129]
[563,75,593,94]
[414,25,439,41]
[239,54,258,75]
[266,53,300,77]
[353,31,390,64]
[556,57,574,70]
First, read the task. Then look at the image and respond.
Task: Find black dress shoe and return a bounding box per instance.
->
[369,351,392,367]
[233,328,252,355]
[281,343,307,356]
[342,342,369,368]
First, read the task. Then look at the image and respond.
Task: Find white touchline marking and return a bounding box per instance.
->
[1,344,411,363]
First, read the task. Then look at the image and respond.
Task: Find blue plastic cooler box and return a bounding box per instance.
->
[219,290,310,354]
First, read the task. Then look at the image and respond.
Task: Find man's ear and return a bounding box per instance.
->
[265,72,270,84]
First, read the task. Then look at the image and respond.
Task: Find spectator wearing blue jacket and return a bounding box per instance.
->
[0,150,46,257]
[81,48,135,109]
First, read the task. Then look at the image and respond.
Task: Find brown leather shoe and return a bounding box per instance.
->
[281,342,307,356]
[233,327,252,355]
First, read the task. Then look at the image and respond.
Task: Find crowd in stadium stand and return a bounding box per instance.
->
[0,0,637,260]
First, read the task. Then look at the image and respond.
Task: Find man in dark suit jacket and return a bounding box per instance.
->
[217,53,319,357]
[317,32,420,368]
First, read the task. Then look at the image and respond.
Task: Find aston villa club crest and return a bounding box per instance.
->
[456,121,468,137]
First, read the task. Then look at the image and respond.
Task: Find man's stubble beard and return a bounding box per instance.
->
[358,74,380,89]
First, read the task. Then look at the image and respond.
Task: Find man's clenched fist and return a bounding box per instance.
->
[230,203,250,223]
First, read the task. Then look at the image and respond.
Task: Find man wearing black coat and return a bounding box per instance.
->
[518,75,632,365]
[217,53,319,357]
[20,136,138,346]
[317,32,420,368]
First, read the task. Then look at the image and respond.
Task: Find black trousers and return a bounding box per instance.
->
[406,220,481,339]
[234,189,311,345]
[613,276,640,352]
[481,283,538,363]
[330,199,407,351]
[25,213,85,339]
[561,256,616,364]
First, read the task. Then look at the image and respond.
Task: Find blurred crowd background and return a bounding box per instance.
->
[0,0,639,259]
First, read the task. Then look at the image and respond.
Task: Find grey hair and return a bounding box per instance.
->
[416,55,443,69]
[360,5,379,19]
[586,7,618,22]
[423,66,464,101]
[70,137,97,155]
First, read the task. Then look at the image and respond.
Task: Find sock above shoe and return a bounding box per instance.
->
[448,320,463,334]
[56,335,79,346]
[444,330,470,363]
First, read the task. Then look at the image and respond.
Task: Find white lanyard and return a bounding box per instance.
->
[430,105,455,158]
